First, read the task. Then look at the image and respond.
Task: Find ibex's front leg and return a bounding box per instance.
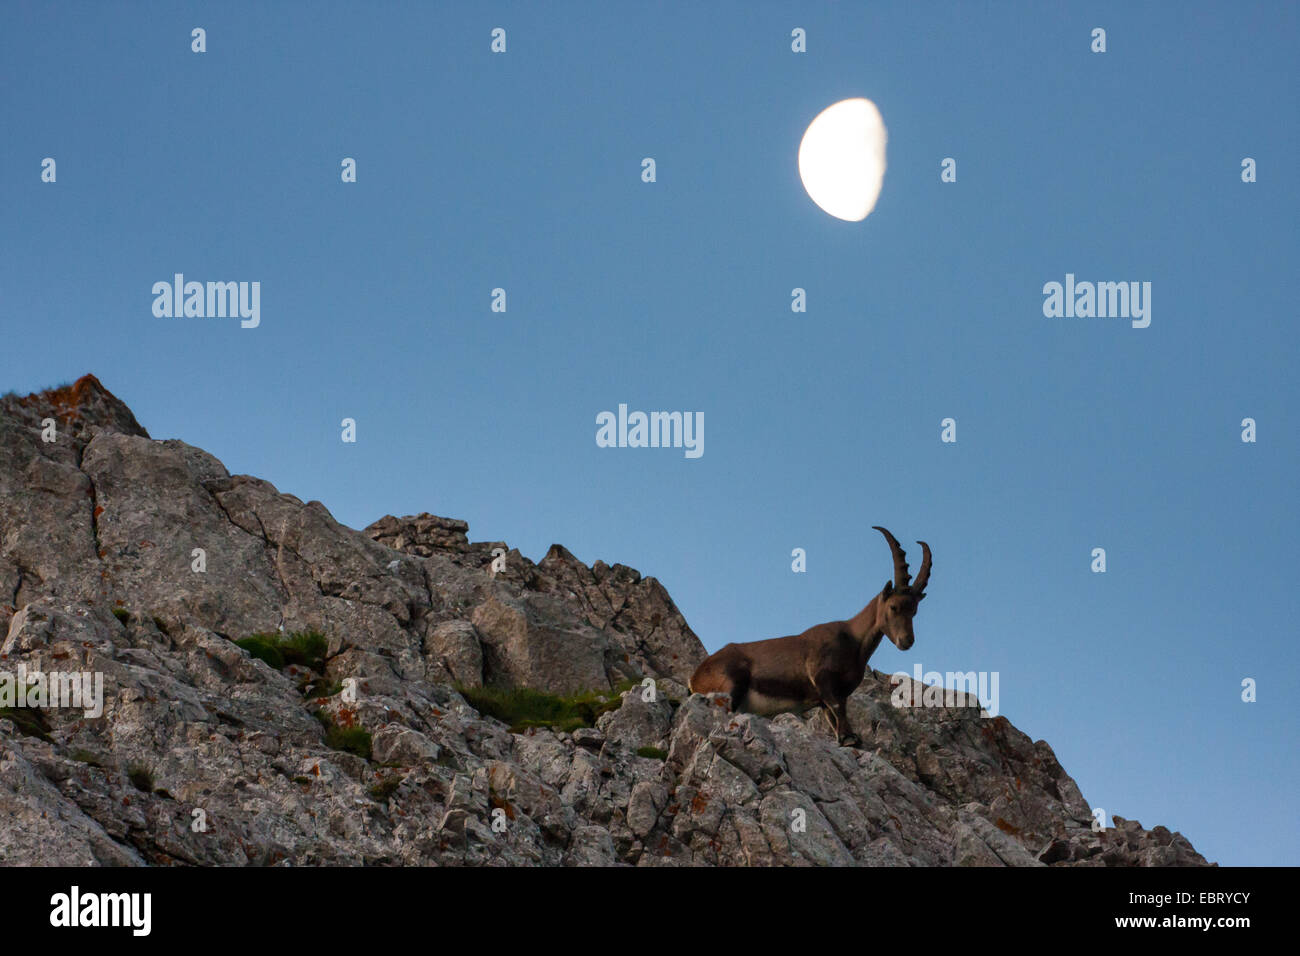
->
[813,672,859,747]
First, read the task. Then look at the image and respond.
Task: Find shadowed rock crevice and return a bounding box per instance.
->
[0,375,1211,867]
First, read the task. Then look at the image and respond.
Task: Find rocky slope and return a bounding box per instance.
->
[0,375,1210,866]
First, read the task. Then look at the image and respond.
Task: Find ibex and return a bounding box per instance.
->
[688,527,930,747]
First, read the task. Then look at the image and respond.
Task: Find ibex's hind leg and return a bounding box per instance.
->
[727,665,751,713]
[690,658,750,711]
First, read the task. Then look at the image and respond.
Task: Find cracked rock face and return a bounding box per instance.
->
[0,376,1211,866]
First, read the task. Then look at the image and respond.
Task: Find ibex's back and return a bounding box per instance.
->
[689,623,852,714]
[688,527,931,746]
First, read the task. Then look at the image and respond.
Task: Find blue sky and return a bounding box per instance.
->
[2,1,1296,866]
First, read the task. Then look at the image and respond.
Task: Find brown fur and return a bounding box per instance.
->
[688,527,931,746]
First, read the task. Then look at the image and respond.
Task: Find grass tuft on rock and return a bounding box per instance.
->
[70,748,108,768]
[456,681,633,735]
[369,776,402,802]
[111,606,130,623]
[279,631,328,670]
[0,706,54,743]
[299,676,343,700]
[126,764,154,793]
[235,634,284,670]
[636,746,668,760]
[314,711,372,759]
[235,631,328,673]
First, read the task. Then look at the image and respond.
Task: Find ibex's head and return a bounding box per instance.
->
[873,526,931,651]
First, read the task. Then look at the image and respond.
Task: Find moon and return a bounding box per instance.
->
[798,98,888,222]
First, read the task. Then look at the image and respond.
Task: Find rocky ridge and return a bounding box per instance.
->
[0,375,1211,866]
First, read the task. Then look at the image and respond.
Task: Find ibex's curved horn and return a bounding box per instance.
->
[872,526,910,589]
[912,541,932,595]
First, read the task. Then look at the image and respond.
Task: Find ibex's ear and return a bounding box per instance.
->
[882,581,893,598]
[916,592,927,601]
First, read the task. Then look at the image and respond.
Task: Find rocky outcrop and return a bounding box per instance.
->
[365,513,470,558]
[0,375,1211,866]
[363,515,706,689]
